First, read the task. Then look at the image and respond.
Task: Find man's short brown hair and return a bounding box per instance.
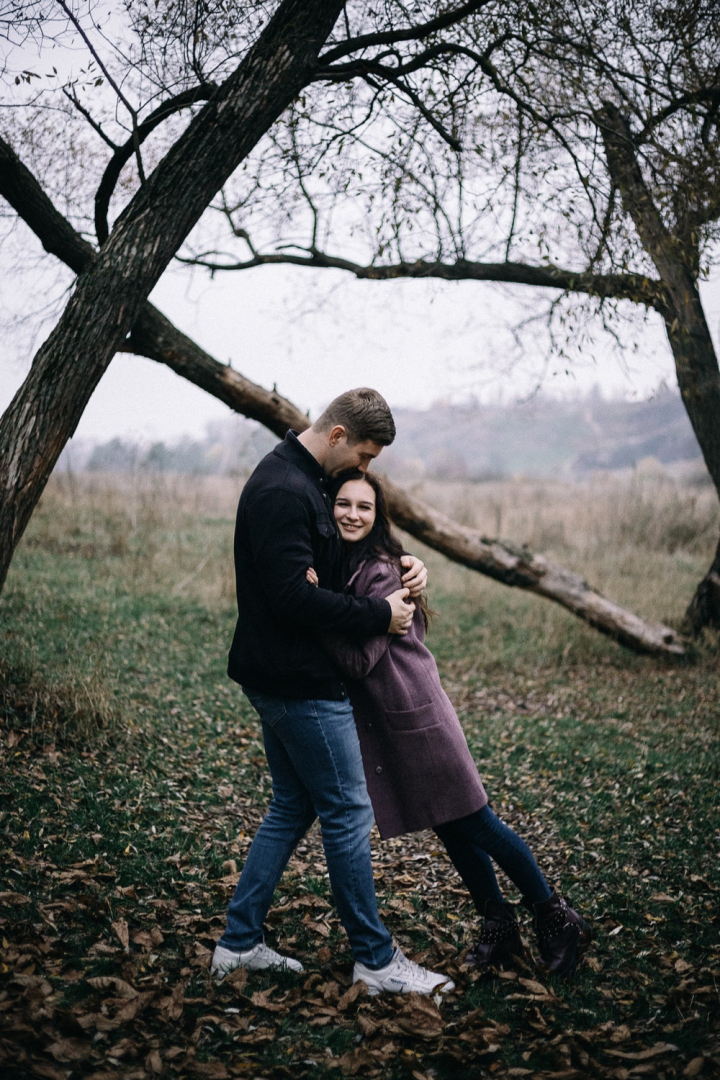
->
[314,388,396,446]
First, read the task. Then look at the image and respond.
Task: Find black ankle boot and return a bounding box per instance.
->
[527,890,592,977]
[464,900,523,969]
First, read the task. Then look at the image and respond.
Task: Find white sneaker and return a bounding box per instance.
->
[353,948,455,996]
[211,942,304,977]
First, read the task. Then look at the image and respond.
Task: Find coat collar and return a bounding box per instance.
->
[275,430,328,488]
[345,554,395,591]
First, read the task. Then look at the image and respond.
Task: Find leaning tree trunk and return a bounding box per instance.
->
[0,0,346,595]
[0,139,685,657]
[600,103,720,633]
[683,535,720,635]
[663,310,720,633]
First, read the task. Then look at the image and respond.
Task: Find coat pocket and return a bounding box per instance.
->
[384,701,439,731]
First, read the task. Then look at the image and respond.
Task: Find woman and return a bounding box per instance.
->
[308,470,592,978]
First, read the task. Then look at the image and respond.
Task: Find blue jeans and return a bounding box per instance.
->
[434,805,552,908]
[218,691,394,969]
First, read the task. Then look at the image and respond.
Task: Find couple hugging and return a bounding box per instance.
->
[211,388,591,994]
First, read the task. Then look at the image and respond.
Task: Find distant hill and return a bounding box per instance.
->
[381,389,705,481]
[61,389,707,482]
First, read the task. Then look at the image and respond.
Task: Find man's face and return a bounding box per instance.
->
[324,432,384,477]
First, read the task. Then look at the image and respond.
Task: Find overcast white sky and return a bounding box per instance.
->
[2,7,718,445]
[3,251,717,444]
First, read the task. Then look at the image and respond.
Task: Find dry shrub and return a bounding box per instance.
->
[417,474,719,559]
[590,477,719,554]
[0,660,119,748]
[28,471,242,603]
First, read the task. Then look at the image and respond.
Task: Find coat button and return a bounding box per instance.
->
[375,766,383,774]
[367,723,373,730]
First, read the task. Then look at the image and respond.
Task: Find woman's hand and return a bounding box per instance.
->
[306,567,319,587]
[400,554,427,597]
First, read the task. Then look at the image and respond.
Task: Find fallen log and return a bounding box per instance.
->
[385,482,685,655]
[0,135,685,656]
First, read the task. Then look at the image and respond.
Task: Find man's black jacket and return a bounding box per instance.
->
[227,432,391,699]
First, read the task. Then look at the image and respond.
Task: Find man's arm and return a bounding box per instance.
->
[245,487,393,636]
[319,561,412,678]
[401,554,427,596]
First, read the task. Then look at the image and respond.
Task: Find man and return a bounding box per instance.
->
[212,388,454,996]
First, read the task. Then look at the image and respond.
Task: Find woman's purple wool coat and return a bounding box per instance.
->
[324,557,487,839]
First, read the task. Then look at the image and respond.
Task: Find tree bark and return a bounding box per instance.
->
[0,137,685,656]
[683,535,720,635]
[599,103,720,631]
[599,104,720,495]
[0,0,346,594]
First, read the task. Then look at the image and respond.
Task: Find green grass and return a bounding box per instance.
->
[1,473,719,1079]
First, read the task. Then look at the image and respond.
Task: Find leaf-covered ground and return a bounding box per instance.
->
[1,483,719,1080]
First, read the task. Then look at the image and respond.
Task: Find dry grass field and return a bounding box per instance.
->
[1,469,719,1080]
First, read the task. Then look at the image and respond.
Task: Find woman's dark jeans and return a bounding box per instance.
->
[434,804,552,909]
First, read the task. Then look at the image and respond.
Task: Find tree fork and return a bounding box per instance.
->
[0,140,684,657]
[0,0,347,593]
[599,103,720,633]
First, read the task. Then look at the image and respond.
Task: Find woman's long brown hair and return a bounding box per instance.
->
[330,470,433,630]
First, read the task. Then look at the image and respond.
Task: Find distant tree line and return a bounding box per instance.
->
[75,389,705,483]
[81,419,275,477]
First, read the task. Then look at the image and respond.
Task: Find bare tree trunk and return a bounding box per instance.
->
[0,137,686,655]
[683,535,720,634]
[0,0,345,594]
[600,103,720,633]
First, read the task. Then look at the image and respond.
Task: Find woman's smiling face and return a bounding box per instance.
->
[333,478,377,542]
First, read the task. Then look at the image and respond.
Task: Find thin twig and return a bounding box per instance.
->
[55,0,145,183]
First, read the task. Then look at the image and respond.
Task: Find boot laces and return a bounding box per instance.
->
[394,951,433,985]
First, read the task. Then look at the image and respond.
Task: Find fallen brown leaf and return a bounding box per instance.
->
[86,976,137,999]
[28,1061,67,1080]
[605,1043,678,1061]
[334,1047,378,1075]
[111,918,129,950]
[518,977,554,997]
[47,1038,92,1062]
[337,980,367,1011]
[145,1048,163,1075]
[187,1062,229,1078]
[0,891,31,905]
[115,990,155,1022]
[250,989,286,1012]
[224,965,248,992]
[391,993,446,1039]
[163,978,188,1021]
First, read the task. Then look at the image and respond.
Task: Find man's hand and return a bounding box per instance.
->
[385,588,415,635]
[306,567,319,587]
[400,554,427,597]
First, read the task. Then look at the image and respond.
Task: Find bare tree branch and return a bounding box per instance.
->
[0,133,685,656]
[55,0,146,183]
[95,83,216,243]
[318,0,493,66]
[176,244,667,312]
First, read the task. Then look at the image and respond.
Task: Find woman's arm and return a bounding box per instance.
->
[311,560,405,679]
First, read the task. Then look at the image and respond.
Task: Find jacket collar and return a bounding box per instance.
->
[275,431,328,487]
